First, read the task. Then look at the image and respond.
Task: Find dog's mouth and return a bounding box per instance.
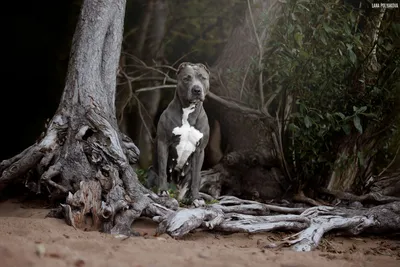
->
[190,99,202,104]
[191,95,206,103]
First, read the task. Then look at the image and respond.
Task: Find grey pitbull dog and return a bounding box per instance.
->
[151,62,210,207]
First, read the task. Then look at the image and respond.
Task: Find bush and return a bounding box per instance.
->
[263,0,400,187]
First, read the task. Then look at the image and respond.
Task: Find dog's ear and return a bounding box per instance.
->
[177,62,190,75]
[197,63,210,75]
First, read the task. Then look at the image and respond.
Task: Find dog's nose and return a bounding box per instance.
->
[192,85,202,95]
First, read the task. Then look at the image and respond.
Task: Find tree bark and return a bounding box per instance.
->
[0,0,175,236]
[326,127,377,193]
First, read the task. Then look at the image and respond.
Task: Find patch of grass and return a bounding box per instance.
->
[205,199,219,205]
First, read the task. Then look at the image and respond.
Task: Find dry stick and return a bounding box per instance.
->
[117,72,147,85]
[240,63,252,101]
[124,55,177,84]
[128,76,177,84]
[158,64,178,72]
[132,93,155,145]
[118,69,134,126]
[124,64,178,73]
[247,0,264,108]
[135,84,177,93]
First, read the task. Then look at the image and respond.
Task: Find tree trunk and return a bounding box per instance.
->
[0,0,175,236]
[326,128,377,193]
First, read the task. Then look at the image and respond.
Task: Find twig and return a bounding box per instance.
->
[135,84,177,93]
[126,76,177,84]
[132,94,154,145]
[240,63,252,101]
[158,65,178,72]
[118,69,134,124]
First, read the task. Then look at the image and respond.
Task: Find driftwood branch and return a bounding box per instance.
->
[152,195,400,251]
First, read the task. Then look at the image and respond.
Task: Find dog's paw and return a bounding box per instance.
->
[158,190,170,197]
[192,198,206,208]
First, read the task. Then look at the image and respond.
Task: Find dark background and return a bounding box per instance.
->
[0,1,78,160]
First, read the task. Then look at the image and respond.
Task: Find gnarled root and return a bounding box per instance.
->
[154,195,400,251]
[156,206,224,237]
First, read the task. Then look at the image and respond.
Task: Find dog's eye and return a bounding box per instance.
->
[199,75,206,80]
[183,75,192,81]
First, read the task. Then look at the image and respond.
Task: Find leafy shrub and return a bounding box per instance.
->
[263,0,400,186]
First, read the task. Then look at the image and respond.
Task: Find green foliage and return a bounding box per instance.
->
[135,168,148,185]
[263,0,400,185]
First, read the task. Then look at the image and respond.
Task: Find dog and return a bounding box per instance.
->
[150,62,210,207]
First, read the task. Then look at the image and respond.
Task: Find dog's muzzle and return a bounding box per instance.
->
[191,85,202,96]
[189,84,204,103]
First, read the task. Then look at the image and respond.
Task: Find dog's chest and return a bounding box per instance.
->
[171,105,203,171]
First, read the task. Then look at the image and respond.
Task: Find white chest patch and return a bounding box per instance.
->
[172,104,203,170]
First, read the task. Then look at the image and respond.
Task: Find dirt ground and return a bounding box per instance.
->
[0,199,399,267]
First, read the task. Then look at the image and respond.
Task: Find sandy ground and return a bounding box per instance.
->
[0,199,399,267]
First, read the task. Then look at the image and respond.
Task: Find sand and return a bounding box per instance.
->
[0,199,399,267]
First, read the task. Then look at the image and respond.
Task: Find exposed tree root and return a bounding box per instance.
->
[154,195,400,251]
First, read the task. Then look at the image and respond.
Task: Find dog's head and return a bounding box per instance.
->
[176,62,210,105]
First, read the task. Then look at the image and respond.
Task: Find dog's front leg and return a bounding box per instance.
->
[190,149,205,207]
[156,138,169,196]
